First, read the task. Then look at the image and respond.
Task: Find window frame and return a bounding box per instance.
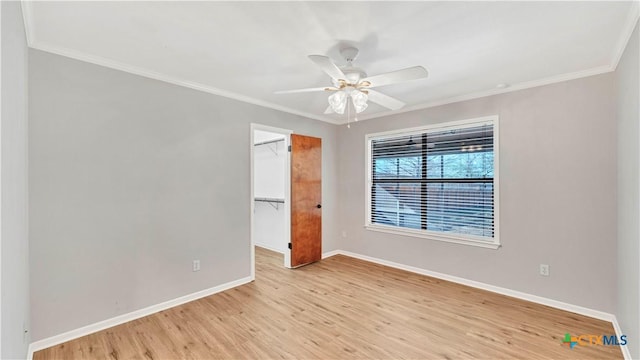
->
[365,115,500,249]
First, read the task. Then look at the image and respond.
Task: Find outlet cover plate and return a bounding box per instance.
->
[539,264,550,276]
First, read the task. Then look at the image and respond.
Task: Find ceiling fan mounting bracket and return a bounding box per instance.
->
[340,46,360,63]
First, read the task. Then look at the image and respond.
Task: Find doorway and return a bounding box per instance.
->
[250,124,292,277]
[250,125,324,277]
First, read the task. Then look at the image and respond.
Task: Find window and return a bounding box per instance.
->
[366,116,499,249]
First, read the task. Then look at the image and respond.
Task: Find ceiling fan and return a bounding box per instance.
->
[275,46,429,116]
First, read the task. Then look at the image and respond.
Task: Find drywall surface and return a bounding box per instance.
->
[338,73,617,313]
[28,49,339,341]
[616,20,639,359]
[1,1,30,358]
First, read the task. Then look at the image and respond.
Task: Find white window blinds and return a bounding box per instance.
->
[368,119,497,245]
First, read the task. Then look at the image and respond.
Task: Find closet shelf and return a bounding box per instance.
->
[254,138,285,146]
[254,197,285,203]
[254,138,284,156]
[255,197,284,204]
[254,197,285,210]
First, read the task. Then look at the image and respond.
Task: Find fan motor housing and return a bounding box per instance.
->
[337,46,367,84]
[336,67,367,85]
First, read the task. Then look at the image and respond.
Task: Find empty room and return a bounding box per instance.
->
[1,1,639,359]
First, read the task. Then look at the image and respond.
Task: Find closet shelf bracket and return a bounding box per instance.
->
[254,197,285,210]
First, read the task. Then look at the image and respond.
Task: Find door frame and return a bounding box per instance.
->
[250,123,293,280]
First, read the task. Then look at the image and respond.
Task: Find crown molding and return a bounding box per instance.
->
[30,41,342,124]
[20,1,34,46]
[611,0,640,70]
[354,64,614,123]
[20,0,342,125]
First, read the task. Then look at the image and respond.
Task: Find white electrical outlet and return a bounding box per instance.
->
[539,264,550,276]
[193,260,201,272]
[341,230,347,238]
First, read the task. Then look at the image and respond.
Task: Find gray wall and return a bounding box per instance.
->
[28,49,339,341]
[1,1,30,358]
[338,73,617,313]
[616,20,639,359]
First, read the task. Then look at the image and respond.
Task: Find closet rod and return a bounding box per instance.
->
[254,138,285,146]
[254,197,285,203]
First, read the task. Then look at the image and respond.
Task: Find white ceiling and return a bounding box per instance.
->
[23,1,639,124]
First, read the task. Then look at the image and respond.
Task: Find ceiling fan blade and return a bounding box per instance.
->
[362,66,428,88]
[367,89,406,110]
[323,105,334,114]
[308,55,346,81]
[274,87,329,94]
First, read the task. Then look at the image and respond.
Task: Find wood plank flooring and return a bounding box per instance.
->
[34,247,622,359]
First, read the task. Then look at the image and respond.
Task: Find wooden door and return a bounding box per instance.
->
[290,134,322,267]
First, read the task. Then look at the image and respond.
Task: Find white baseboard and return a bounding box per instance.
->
[612,316,633,360]
[255,243,284,254]
[338,250,636,357]
[321,249,341,259]
[27,250,630,359]
[337,250,615,322]
[27,276,253,359]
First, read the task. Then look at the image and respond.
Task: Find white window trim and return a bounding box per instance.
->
[365,115,500,250]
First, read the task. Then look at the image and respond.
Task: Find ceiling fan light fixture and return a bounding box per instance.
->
[351,90,368,113]
[328,91,347,114]
[277,47,426,117]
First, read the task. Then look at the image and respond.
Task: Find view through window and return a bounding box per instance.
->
[367,118,498,247]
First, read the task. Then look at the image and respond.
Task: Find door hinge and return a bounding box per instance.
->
[288,243,292,249]
[288,145,291,152]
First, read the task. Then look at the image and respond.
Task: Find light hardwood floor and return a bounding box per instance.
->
[34,247,622,359]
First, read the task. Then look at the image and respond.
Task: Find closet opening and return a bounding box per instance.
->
[250,124,292,278]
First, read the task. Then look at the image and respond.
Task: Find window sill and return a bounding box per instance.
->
[364,224,501,250]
